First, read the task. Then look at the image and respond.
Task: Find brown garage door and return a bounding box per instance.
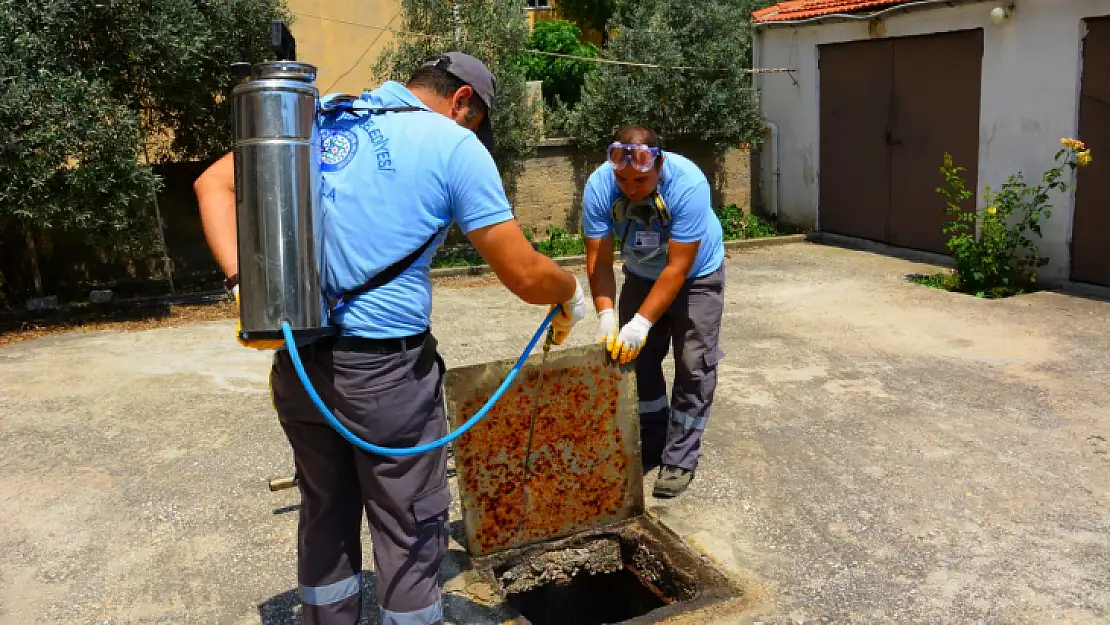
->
[1070,17,1110,287]
[819,30,983,254]
[818,38,892,244]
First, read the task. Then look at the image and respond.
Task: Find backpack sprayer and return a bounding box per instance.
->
[230,22,557,476]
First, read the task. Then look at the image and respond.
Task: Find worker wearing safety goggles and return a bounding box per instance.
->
[581,125,725,499]
[194,52,586,625]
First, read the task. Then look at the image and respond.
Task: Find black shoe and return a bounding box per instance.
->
[652,465,695,498]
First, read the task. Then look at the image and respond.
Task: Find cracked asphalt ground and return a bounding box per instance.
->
[1,242,1107,624]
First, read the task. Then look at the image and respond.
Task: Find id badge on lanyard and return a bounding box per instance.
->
[630,227,666,263]
[634,230,661,250]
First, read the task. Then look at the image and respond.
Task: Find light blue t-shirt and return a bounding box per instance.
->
[581,152,725,281]
[313,81,513,339]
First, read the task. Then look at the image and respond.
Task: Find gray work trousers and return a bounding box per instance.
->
[619,264,725,470]
[269,334,449,625]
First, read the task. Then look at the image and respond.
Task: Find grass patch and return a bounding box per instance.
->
[907,271,1036,299]
[431,227,610,269]
[430,205,783,269]
[431,245,486,268]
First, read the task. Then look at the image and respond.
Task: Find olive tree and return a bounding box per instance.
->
[567,0,768,151]
[373,0,535,193]
[0,0,287,298]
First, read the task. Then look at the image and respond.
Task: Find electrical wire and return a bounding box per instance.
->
[526,49,795,73]
[290,10,796,75]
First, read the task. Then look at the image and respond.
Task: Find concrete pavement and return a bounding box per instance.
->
[1,242,1106,624]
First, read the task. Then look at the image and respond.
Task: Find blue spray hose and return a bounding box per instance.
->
[280,306,560,456]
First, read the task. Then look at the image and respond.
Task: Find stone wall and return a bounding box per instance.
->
[510,139,755,238]
[0,141,755,306]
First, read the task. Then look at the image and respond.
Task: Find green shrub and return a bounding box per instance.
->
[532,226,586,257]
[714,204,777,240]
[923,139,1093,298]
[522,20,598,108]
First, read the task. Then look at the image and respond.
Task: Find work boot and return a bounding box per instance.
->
[653,465,695,499]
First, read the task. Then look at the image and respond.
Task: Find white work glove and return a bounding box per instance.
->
[609,314,653,364]
[595,308,618,345]
[548,277,587,345]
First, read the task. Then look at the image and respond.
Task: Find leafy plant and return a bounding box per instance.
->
[543,98,573,138]
[532,226,586,257]
[522,20,598,108]
[374,0,535,195]
[715,203,777,240]
[925,139,1093,298]
[431,245,485,268]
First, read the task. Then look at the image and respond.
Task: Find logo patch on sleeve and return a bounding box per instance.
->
[320,128,358,172]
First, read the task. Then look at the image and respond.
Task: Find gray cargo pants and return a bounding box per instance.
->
[269,333,449,625]
[619,263,725,470]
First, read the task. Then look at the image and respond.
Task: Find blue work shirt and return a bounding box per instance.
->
[581,152,725,281]
[314,81,513,339]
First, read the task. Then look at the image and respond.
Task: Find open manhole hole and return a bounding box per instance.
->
[473,516,742,625]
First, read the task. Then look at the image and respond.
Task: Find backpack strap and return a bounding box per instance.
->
[329,226,446,311]
[319,94,426,118]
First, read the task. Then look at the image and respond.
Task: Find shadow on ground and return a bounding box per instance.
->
[258,557,498,625]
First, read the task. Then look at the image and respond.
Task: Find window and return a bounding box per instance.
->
[526,0,550,8]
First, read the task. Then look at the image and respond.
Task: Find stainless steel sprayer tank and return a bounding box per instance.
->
[229,53,335,344]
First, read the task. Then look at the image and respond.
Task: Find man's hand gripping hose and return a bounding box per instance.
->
[280,306,562,457]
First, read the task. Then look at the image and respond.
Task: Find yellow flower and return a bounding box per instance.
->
[1077,150,1092,167]
[986,206,997,215]
[1061,138,1087,150]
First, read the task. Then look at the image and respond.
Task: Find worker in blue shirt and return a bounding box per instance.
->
[581,125,726,499]
[194,52,586,625]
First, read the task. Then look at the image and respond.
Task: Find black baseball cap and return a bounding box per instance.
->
[422,52,497,151]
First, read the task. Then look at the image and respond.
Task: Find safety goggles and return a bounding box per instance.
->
[607,142,661,173]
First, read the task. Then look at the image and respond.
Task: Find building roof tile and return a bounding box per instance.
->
[753,0,915,24]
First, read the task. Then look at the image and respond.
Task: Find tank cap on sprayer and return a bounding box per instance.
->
[251,62,317,82]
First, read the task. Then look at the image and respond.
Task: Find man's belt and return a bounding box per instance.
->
[325,330,430,354]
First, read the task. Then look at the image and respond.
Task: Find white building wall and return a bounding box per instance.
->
[754,0,1110,283]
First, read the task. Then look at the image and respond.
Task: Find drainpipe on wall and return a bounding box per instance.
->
[751,27,779,221]
[763,120,780,220]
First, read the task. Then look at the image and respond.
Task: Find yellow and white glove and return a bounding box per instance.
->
[548,277,587,346]
[595,308,618,346]
[232,285,285,350]
[608,314,652,364]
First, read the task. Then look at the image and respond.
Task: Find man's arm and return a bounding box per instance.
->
[636,239,700,323]
[449,135,577,307]
[581,175,618,313]
[632,178,711,323]
[467,221,576,305]
[585,235,616,312]
[193,152,238,278]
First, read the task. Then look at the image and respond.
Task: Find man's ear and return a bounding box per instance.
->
[451,85,475,115]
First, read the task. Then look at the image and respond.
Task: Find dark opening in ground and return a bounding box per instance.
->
[478,518,740,625]
[505,567,666,625]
